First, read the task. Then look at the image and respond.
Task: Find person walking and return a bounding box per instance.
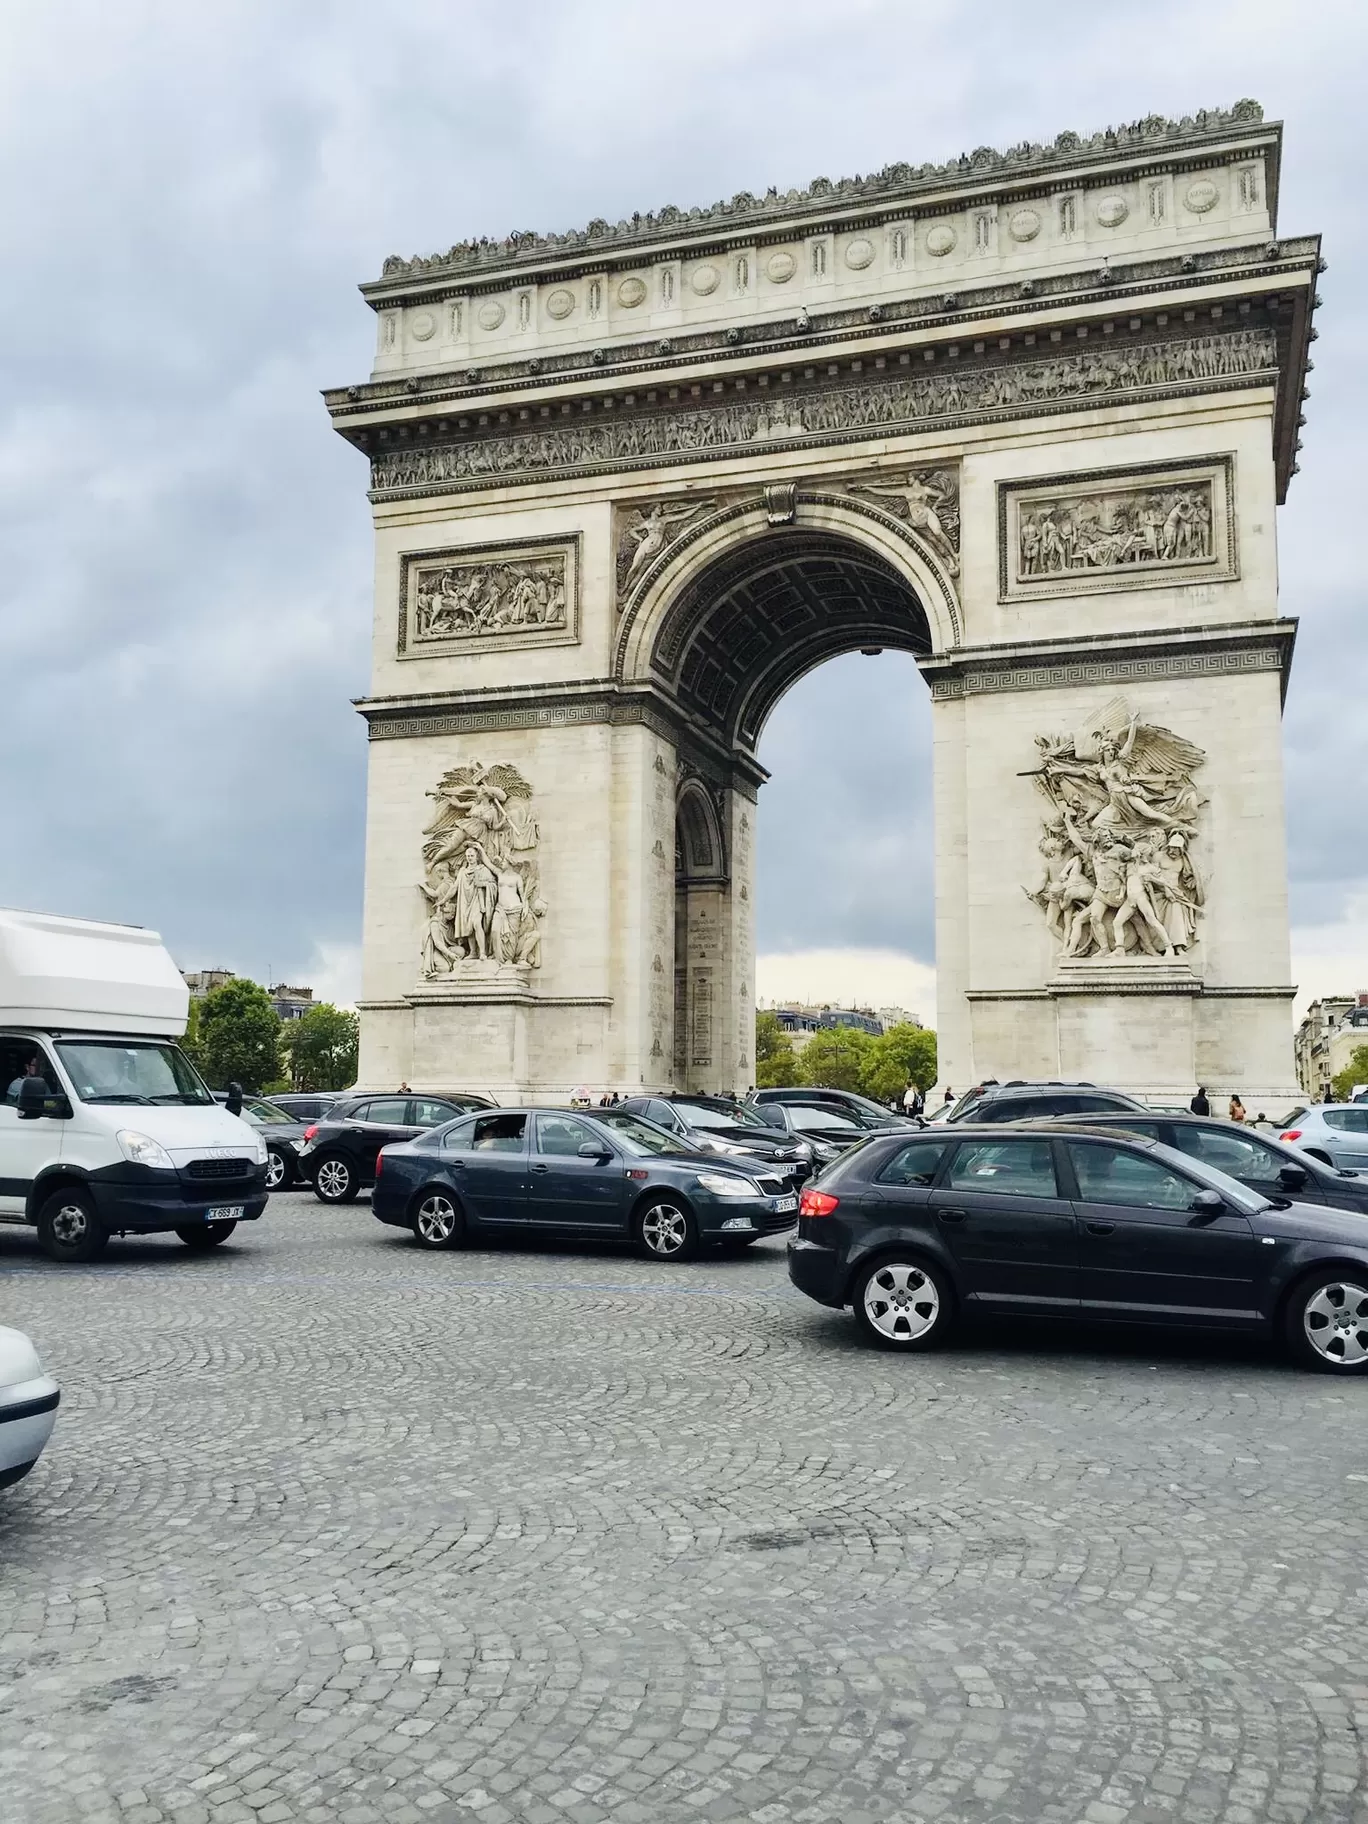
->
[1228,1093,1246,1124]
[1189,1085,1211,1116]
[902,1081,919,1116]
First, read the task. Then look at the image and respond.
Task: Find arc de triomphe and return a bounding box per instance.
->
[328,102,1316,1103]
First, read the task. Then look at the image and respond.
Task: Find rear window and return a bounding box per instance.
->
[876,1139,951,1187]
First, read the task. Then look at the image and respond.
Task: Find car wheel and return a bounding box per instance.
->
[412,1190,464,1250]
[637,1198,699,1262]
[176,1221,238,1249]
[313,1154,358,1204]
[853,1254,953,1351]
[1285,1269,1368,1372]
[265,1148,291,1191]
[36,1189,109,1264]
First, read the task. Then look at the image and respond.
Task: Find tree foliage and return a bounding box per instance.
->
[1331,1046,1368,1103]
[862,1024,939,1104]
[284,1003,360,1092]
[198,978,283,1092]
[754,1011,800,1088]
[798,1024,877,1093]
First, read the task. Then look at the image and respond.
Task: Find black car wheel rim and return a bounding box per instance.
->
[642,1204,687,1256]
[316,1160,350,1199]
[863,1263,939,1342]
[416,1195,458,1243]
[1304,1280,1368,1365]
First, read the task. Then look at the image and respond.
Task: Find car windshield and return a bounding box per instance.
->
[56,1040,214,1106]
[713,1102,772,1128]
[789,1107,860,1133]
[678,1103,745,1129]
[592,1110,689,1156]
[244,1098,292,1123]
[1144,1138,1269,1214]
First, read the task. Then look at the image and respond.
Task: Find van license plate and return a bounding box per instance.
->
[207,1206,245,1221]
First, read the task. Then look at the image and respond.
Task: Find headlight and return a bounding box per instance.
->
[117,1129,174,1171]
[696,1172,760,1198]
[253,1134,269,1165]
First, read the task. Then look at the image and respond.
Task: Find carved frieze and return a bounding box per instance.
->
[615,498,717,608]
[419,763,546,982]
[845,466,960,574]
[1024,696,1206,962]
[398,537,579,656]
[370,328,1276,499]
[999,457,1235,601]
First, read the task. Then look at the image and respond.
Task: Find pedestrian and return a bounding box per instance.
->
[610,1091,620,1106]
[940,1086,954,1107]
[901,1081,919,1116]
[1189,1085,1210,1116]
[398,1080,411,1093]
[1228,1093,1246,1124]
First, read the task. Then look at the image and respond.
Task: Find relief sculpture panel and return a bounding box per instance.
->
[1000,458,1235,601]
[1025,697,1206,963]
[845,466,960,574]
[398,538,578,656]
[419,763,546,982]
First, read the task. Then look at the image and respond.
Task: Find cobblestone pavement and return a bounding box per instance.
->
[4,1194,1368,1824]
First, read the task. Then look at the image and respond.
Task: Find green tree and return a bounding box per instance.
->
[180,996,206,1072]
[799,1024,877,1093]
[198,978,282,1092]
[754,1011,799,1089]
[284,1003,360,1092]
[1331,1046,1368,1103]
[861,1024,939,1105]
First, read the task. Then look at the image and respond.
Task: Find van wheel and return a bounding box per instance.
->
[36,1189,108,1264]
[313,1154,357,1204]
[176,1222,238,1249]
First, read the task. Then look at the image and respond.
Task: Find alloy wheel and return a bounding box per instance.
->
[641,1203,688,1257]
[316,1158,352,1201]
[862,1261,941,1343]
[266,1151,287,1190]
[415,1194,459,1246]
[1303,1280,1368,1366]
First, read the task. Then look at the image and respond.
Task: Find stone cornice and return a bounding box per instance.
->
[920,618,1298,704]
[364,103,1274,297]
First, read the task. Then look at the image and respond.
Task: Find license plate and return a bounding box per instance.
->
[207,1206,244,1221]
[773,1195,798,1213]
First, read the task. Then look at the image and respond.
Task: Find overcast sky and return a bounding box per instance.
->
[0,2,1363,1026]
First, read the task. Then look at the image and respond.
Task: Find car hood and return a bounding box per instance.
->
[686,1124,798,1153]
[255,1119,309,1142]
[1253,1199,1368,1248]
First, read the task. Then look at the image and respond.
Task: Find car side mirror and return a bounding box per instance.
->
[16,1077,71,1120]
[1277,1163,1307,1191]
[1190,1188,1225,1218]
[225,1082,244,1117]
[578,1141,612,1161]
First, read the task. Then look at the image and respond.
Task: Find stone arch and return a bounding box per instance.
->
[675,776,726,884]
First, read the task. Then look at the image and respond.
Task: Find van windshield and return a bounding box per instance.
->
[55,1041,214,1106]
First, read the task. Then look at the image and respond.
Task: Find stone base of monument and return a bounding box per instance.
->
[1047,956,1203,995]
[411,961,536,1001]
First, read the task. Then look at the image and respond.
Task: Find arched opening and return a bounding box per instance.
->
[656,528,935,1090]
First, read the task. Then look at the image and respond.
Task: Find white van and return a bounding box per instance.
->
[0,907,269,1262]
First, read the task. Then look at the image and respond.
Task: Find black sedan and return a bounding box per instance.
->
[787,1122,1368,1372]
[1037,1111,1368,1215]
[753,1098,906,1165]
[372,1107,801,1260]
[213,1093,311,1190]
[299,1091,496,1203]
[616,1095,812,1182]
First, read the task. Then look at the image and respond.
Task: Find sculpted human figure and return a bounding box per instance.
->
[620,501,705,594]
[1151,832,1203,952]
[452,845,497,960]
[1065,828,1130,957]
[853,471,959,574]
[490,865,532,964]
[1111,834,1173,956]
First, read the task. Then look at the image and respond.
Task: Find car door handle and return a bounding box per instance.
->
[1085,1221,1116,1235]
[937,1208,967,1223]
[531,1163,550,1173]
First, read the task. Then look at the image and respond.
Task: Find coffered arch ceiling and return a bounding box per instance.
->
[650,531,931,753]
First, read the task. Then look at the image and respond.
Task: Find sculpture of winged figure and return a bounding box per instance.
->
[1022,697,1208,961]
[418,761,546,978]
[423,761,535,871]
[616,499,714,600]
[847,468,960,575]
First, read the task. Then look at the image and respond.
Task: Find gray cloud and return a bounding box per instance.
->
[0,1,1361,993]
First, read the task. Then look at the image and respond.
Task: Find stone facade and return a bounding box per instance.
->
[330,104,1317,1103]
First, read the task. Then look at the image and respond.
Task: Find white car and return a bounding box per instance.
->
[1279,1105,1368,1171]
[0,1326,59,1490]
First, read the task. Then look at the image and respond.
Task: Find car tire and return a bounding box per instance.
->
[412,1189,464,1250]
[313,1154,358,1204]
[852,1253,953,1351]
[637,1197,699,1263]
[265,1148,291,1191]
[176,1221,238,1249]
[36,1188,109,1264]
[1284,1268,1368,1373]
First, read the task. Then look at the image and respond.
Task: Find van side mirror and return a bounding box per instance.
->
[17,1077,70,1120]
[1190,1188,1225,1217]
[225,1082,244,1117]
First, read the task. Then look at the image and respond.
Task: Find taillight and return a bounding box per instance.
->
[1280,1130,1302,1143]
[375,1153,383,1175]
[303,1124,318,1142]
[800,1188,840,1217]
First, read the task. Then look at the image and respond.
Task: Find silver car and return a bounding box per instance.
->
[1280,1105,1368,1170]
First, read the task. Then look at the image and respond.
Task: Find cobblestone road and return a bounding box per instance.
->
[4,1193,1368,1823]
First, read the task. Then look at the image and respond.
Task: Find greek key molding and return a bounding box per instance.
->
[368,327,1276,499]
[928,643,1285,700]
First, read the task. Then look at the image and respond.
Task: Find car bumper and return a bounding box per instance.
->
[88,1167,268,1234]
[694,1193,799,1238]
[0,1374,59,1485]
[787,1234,846,1305]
